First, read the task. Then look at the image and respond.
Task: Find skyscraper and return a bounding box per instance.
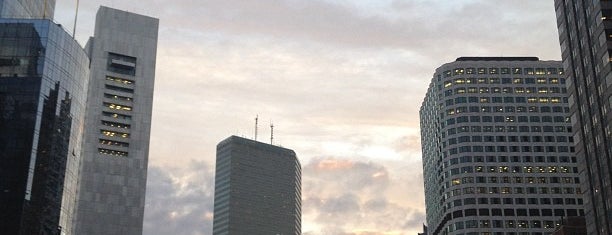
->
[554,1,612,234]
[212,136,302,235]
[0,0,56,19]
[0,19,90,235]
[73,6,158,235]
[420,57,584,235]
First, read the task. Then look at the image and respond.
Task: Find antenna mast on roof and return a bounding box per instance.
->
[72,0,80,38]
[254,115,258,141]
[270,121,274,145]
[72,0,79,38]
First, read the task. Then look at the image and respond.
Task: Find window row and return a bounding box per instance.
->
[101,120,131,129]
[445,105,569,113]
[104,93,132,102]
[446,165,576,177]
[448,208,579,226]
[451,175,578,184]
[445,155,577,165]
[449,218,564,233]
[448,196,583,207]
[105,75,134,85]
[441,67,564,77]
[445,96,566,104]
[105,84,134,93]
[103,102,132,111]
[446,125,572,134]
[98,148,128,157]
[447,135,572,145]
[101,129,130,138]
[102,111,132,120]
[446,115,569,124]
[446,86,567,95]
[99,138,129,147]
[446,145,574,154]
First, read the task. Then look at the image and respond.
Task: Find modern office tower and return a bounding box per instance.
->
[420,57,585,235]
[554,1,612,234]
[0,0,55,18]
[72,6,158,235]
[0,19,90,235]
[213,136,302,235]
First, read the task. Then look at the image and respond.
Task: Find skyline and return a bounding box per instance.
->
[51,1,562,234]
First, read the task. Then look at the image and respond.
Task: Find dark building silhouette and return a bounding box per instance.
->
[212,136,301,235]
[552,217,587,235]
[554,1,612,234]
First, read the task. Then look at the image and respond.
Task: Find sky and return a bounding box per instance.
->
[53,1,561,234]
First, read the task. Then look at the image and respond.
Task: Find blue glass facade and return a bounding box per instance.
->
[0,19,88,235]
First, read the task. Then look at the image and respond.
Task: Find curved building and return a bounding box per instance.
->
[213,136,301,235]
[0,19,89,235]
[420,57,584,235]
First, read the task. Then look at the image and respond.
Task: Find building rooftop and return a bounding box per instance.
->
[455,57,539,61]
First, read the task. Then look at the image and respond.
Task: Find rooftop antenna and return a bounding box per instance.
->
[254,115,258,141]
[270,121,274,145]
[43,0,47,18]
[72,0,80,38]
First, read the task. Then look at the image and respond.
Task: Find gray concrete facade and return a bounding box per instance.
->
[213,136,302,235]
[0,0,55,19]
[420,57,584,235]
[73,6,158,235]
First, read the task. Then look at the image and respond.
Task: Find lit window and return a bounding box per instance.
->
[105,76,134,85]
[101,130,130,138]
[104,102,132,111]
[98,148,128,157]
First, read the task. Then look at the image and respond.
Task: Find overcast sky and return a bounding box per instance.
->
[54,1,561,234]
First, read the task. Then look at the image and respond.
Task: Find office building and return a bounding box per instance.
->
[0,0,55,19]
[72,6,158,235]
[554,1,612,234]
[420,57,584,235]
[0,19,90,235]
[212,136,301,235]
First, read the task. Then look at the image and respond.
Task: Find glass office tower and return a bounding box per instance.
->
[420,57,584,235]
[554,1,612,234]
[213,136,302,235]
[0,19,89,235]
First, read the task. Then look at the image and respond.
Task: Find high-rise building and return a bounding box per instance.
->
[73,6,158,235]
[554,1,612,234]
[0,19,90,235]
[212,136,301,235]
[420,57,584,235]
[0,0,56,19]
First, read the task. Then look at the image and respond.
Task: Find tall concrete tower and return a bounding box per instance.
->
[420,57,584,235]
[73,6,158,235]
[212,136,302,235]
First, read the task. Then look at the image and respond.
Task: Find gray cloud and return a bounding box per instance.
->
[143,161,215,235]
[302,158,425,234]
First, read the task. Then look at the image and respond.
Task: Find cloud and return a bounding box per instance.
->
[143,161,215,235]
[302,158,425,234]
